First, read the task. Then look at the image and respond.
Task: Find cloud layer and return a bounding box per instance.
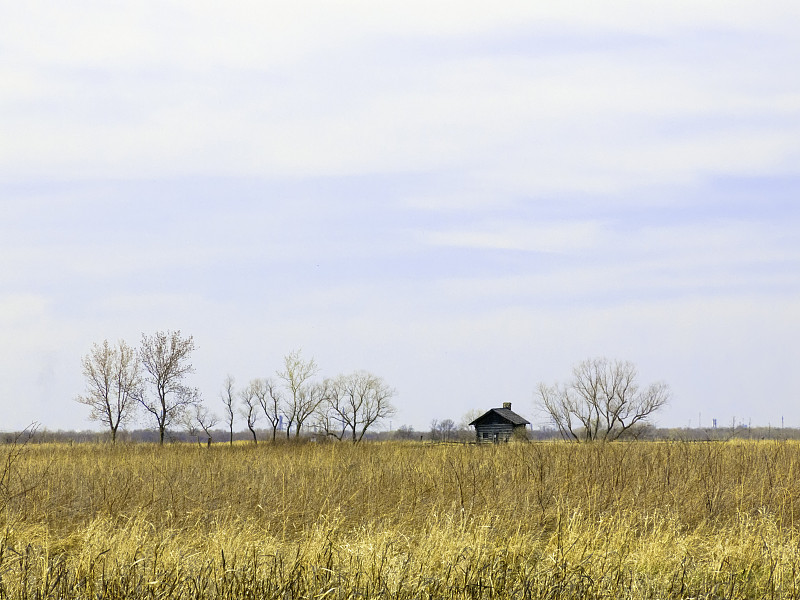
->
[2,1,799,432]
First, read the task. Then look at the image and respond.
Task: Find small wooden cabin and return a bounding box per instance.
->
[469,402,530,443]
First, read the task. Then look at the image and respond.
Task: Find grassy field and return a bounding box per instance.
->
[0,439,799,599]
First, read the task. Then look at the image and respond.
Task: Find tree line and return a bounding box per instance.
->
[76,331,396,445]
[78,330,669,446]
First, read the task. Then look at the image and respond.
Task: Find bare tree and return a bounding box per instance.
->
[393,424,416,440]
[277,350,320,438]
[440,419,457,441]
[195,403,219,444]
[251,378,283,442]
[138,330,201,445]
[430,418,456,442]
[321,371,396,443]
[537,358,670,442]
[182,402,219,445]
[291,380,327,438]
[76,339,141,443]
[182,412,200,442]
[313,379,347,440]
[221,374,236,446]
[238,382,260,444]
[459,409,483,431]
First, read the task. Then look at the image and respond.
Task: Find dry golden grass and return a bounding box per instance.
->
[0,439,799,598]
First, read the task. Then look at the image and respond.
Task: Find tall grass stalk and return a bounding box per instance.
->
[0,440,799,598]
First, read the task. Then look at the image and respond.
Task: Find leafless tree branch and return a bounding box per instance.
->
[537,358,669,442]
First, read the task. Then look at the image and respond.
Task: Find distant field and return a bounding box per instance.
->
[0,440,798,599]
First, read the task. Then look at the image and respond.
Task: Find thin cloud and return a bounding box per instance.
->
[426,221,605,254]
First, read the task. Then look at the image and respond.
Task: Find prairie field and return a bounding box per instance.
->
[0,439,799,599]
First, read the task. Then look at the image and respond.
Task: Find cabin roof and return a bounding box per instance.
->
[469,407,530,427]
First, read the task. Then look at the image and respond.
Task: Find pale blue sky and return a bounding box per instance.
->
[2,1,799,432]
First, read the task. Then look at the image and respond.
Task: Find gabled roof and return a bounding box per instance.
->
[469,407,530,427]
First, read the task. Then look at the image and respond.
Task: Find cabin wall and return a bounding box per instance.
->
[475,423,515,443]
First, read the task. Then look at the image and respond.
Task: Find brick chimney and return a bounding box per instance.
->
[503,402,512,410]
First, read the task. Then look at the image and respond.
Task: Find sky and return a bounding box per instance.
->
[2,1,799,434]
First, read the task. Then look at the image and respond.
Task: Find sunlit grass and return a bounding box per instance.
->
[0,440,799,598]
